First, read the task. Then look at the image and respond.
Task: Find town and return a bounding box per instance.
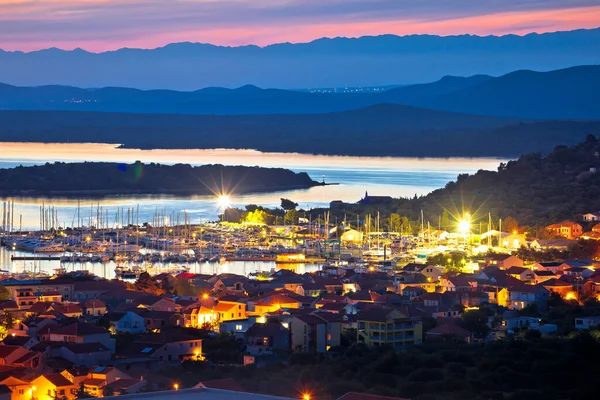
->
[0,203,599,400]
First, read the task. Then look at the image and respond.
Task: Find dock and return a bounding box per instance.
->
[11,255,61,261]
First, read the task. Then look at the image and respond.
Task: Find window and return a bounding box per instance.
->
[231,313,234,318]
[18,390,23,395]
[60,390,65,395]
[236,324,243,331]
[238,313,241,317]
[238,305,241,309]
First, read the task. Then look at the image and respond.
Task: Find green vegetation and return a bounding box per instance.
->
[160,332,600,400]
[304,135,600,229]
[0,161,317,197]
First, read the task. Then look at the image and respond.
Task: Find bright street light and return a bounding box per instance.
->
[458,219,470,233]
[217,195,230,209]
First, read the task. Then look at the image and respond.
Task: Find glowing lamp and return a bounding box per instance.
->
[217,195,230,209]
[173,383,179,391]
[458,219,470,233]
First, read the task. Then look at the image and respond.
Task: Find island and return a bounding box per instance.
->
[0,161,320,197]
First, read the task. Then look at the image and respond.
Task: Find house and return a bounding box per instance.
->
[213,299,247,322]
[575,316,600,330]
[340,229,363,244]
[49,303,83,318]
[357,308,423,349]
[582,212,600,222]
[38,291,62,303]
[530,239,576,251]
[417,265,443,282]
[290,313,341,353]
[0,346,30,366]
[104,311,146,334]
[426,321,473,343]
[441,275,473,292]
[539,279,574,298]
[83,299,107,316]
[129,330,203,364]
[485,254,524,269]
[506,266,534,282]
[545,221,583,239]
[59,342,112,366]
[136,310,185,331]
[533,261,565,275]
[498,285,549,310]
[401,286,427,299]
[219,317,259,337]
[44,321,115,352]
[253,293,302,315]
[82,366,134,397]
[105,378,146,396]
[30,373,77,400]
[501,315,557,335]
[533,270,556,284]
[244,321,290,355]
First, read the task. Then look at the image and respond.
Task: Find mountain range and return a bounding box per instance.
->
[1,28,599,89]
[1,65,599,119]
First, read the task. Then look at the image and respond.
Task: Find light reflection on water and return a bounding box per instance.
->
[0,142,505,231]
[0,142,506,272]
[0,246,321,278]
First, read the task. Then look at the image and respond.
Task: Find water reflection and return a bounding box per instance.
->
[0,142,506,230]
[0,246,320,279]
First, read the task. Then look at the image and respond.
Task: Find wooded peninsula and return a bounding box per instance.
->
[0,162,319,196]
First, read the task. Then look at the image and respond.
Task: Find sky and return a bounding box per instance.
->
[1,0,600,52]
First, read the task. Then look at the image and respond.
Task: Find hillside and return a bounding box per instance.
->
[0,65,599,119]
[0,107,598,157]
[2,107,597,158]
[416,65,600,119]
[0,162,318,196]
[418,135,600,226]
[1,28,599,89]
[321,136,600,228]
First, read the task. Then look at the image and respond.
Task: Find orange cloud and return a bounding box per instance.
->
[1,4,599,51]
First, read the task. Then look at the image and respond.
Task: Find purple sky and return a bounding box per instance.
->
[1,0,600,52]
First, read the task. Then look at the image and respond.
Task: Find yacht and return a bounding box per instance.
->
[15,239,66,253]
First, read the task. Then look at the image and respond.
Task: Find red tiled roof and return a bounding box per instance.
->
[41,373,75,387]
[62,342,110,354]
[53,322,107,336]
[0,345,22,358]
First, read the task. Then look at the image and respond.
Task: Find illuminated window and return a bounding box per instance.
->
[235,325,243,331]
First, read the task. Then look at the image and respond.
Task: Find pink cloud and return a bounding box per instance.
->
[1,4,599,52]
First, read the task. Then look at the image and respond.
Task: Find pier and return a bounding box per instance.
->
[11,255,61,261]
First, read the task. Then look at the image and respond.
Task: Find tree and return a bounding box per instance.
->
[504,216,520,233]
[244,209,269,225]
[284,209,298,225]
[74,383,93,399]
[134,272,164,295]
[280,198,298,211]
[389,213,401,232]
[457,309,491,338]
[0,285,10,301]
[441,209,450,231]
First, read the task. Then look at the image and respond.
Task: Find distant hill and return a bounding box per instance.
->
[0,162,318,197]
[313,136,600,228]
[1,107,599,158]
[414,66,600,119]
[0,65,598,119]
[1,28,599,89]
